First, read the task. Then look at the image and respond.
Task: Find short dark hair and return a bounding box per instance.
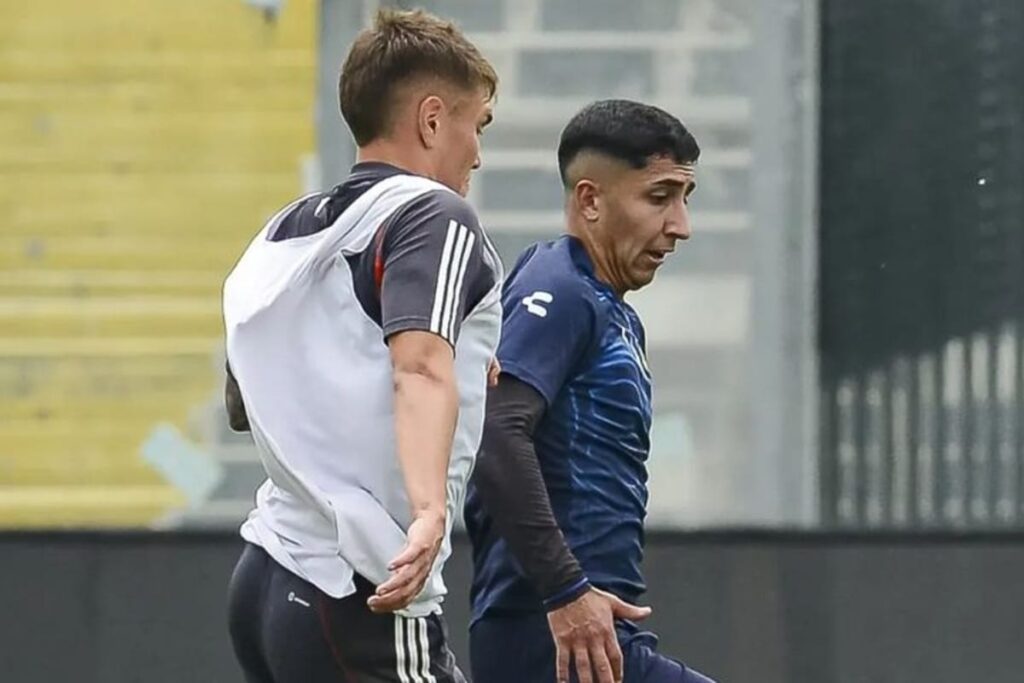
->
[557,99,700,186]
[339,9,498,146]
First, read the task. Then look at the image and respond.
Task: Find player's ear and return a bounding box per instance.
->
[417,95,444,149]
[573,179,601,222]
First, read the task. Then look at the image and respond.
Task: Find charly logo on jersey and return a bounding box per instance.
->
[522,291,554,317]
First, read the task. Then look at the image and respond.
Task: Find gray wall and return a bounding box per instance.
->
[2,532,1022,683]
[314,0,821,528]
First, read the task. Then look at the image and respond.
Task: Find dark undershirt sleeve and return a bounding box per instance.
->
[224,361,250,433]
[472,374,591,610]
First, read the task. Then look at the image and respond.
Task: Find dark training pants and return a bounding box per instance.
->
[228,543,466,683]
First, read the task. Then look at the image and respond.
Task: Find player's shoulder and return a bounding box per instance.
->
[263,192,326,240]
[507,237,596,295]
[395,186,482,235]
[503,236,605,322]
[418,186,477,219]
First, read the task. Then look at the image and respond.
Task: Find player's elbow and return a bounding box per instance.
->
[471,443,504,499]
[483,401,532,444]
[476,411,527,484]
[389,330,456,386]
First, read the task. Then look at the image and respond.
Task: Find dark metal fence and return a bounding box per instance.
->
[819,0,1024,527]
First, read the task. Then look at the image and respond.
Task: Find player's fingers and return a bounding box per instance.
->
[554,641,570,683]
[368,582,417,612]
[367,592,410,613]
[387,540,428,571]
[376,560,424,596]
[379,561,424,596]
[588,639,615,683]
[606,592,652,622]
[573,645,594,683]
[604,630,624,683]
[368,572,426,612]
[367,593,398,613]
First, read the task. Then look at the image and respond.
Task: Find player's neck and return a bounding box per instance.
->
[356,140,433,180]
[567,223,627,299]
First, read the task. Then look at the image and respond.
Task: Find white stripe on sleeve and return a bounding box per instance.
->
[429,220,460,335]
[445,231,476,341]
[440,224,471,342]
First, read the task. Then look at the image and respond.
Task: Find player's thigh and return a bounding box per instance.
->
[311,578,466,683]
[622,633,717,683]
[257,563,349,683]
[226,544,276,683]
[470,613,556,683]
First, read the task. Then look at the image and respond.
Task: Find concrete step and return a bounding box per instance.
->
[0,485,181,528]
[0,297,222,338]
[0,270,224,298]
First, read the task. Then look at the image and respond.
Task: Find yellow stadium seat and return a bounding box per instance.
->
[0,0,315,527]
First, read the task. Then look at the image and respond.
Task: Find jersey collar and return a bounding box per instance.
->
[564,235,618,299]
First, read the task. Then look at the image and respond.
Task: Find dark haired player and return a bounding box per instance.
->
[465,99,715,683]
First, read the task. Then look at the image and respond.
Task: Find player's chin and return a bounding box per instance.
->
[631,265,660,288]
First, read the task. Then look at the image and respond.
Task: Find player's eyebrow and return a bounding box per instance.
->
[648,177,697,198]
[649,177,689,189]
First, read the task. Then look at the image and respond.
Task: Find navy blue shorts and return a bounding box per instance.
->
[470,612,716,683]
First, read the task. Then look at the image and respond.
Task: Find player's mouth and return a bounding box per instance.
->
[644,249,674,266]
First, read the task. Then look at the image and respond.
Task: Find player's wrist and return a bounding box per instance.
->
[411,505,447,528]
[542,576,591,612]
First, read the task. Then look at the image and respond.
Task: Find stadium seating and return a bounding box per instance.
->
[0,0,315,526]
[1,0,758,528]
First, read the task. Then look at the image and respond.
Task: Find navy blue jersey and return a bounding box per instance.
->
[465,235,653,621]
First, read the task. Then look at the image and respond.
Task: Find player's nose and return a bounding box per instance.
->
[665,199,691,241]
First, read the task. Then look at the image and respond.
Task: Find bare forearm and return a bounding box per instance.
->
[393,370,457,520]
[389,330,459,523]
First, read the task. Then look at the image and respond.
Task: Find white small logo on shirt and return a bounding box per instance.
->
[522,291,553,317]
[287,591,311,608]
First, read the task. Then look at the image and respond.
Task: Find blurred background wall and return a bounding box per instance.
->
[2,0,1023,681]
[0,0,315,527]
[2,0,823,532]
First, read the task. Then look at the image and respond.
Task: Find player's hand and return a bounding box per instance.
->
[368,511,445,613]
[546,587,652,683]
[488,357,501,387]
